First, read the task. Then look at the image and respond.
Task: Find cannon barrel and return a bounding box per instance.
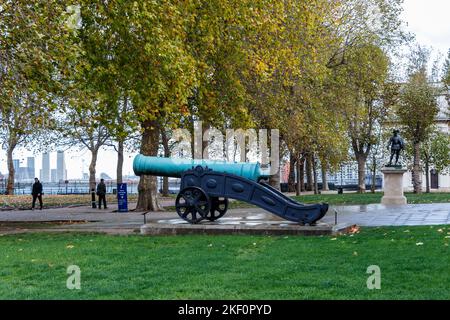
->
[133,154,270,181]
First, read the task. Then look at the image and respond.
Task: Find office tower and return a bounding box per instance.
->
[51,169,58,183]
[41,153,50,182]
[13,159,20,171]
[27,157,35,179]
[56,151,67,182]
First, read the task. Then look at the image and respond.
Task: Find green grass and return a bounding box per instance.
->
[0,226,448,299]
[293,192,450,205]
[0,194,139,210]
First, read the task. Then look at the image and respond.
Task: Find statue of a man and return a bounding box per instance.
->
[387,129,405,166]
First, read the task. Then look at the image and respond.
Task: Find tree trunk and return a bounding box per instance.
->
[425,159,430,193]
[312,155,319,195]
[299,156,305,192]
[268,141,280,191]
[305,154,313,191]
[269,168,281,190]
[89,149,98,191]
[295,156,301,196]
[288,153,296,192]
[370,155,376,193]
[6,147,15,195]
[161,129,170,197]
[116,139,124,185]
[136,119,162,211]
[356,153,367,193]
[202,123,209,159]
[321,161,329,191]
[116,95,127,186]
[412,142,422,194]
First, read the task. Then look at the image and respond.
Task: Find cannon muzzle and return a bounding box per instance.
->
[133,154,270,181]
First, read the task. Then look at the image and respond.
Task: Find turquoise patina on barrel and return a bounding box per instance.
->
[133,154,270,181]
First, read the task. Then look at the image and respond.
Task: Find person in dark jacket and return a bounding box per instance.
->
[31,178,43,210]
[96,179,107,209]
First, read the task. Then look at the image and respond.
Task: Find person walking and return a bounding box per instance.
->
[96,178,107,209]
[31,178,43,210]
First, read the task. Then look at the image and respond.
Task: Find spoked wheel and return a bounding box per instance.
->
[175,187,211,224]
[206,197,229,221]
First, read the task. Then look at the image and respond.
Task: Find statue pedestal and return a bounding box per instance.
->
[381,167,407,205]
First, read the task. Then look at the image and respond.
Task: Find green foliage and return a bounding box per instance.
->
[0,0,76,148]
[0,1,77,193]
[397,70,439,144]
[421,130,450,173]
[332,44,391,154]
[1,0,411,198]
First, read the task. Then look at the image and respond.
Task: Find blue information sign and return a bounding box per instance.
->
[117,183,128,212]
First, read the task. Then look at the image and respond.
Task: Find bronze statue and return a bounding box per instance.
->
[387,129,405,166]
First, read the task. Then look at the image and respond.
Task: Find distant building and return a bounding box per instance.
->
[27,157,35,179]
[12,157,36,182]
[100,172,112,180]
[400,84,450,191]
[13,159,20,171]
[41,152,50,182]
[56,151,67,182]
[51,169,58,183]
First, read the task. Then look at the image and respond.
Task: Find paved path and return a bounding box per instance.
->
[0,202,449,235]
[324,203,450,226]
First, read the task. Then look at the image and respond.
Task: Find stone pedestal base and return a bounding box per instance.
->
[381,167,407,205]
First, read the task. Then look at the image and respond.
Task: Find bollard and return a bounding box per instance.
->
[91,188,97,208]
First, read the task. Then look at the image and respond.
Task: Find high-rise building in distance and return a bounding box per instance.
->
[12,157,35,182]
[51,169,58,183]
[56,151,67,182]
[27,157,35,179]
[13,159,20,171]
[41,152,50,182]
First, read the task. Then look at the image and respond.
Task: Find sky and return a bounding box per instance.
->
[401,0,450,56]
[1,0,450,180]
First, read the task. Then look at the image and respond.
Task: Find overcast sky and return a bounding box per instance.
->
[402,0,450,56]
[1,0,450,180]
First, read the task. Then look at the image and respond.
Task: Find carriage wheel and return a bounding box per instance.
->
[175,187,210,224]
[206,197,229,221]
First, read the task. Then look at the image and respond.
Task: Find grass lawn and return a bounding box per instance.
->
[0,194,139,210]
[0,226,448,299]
